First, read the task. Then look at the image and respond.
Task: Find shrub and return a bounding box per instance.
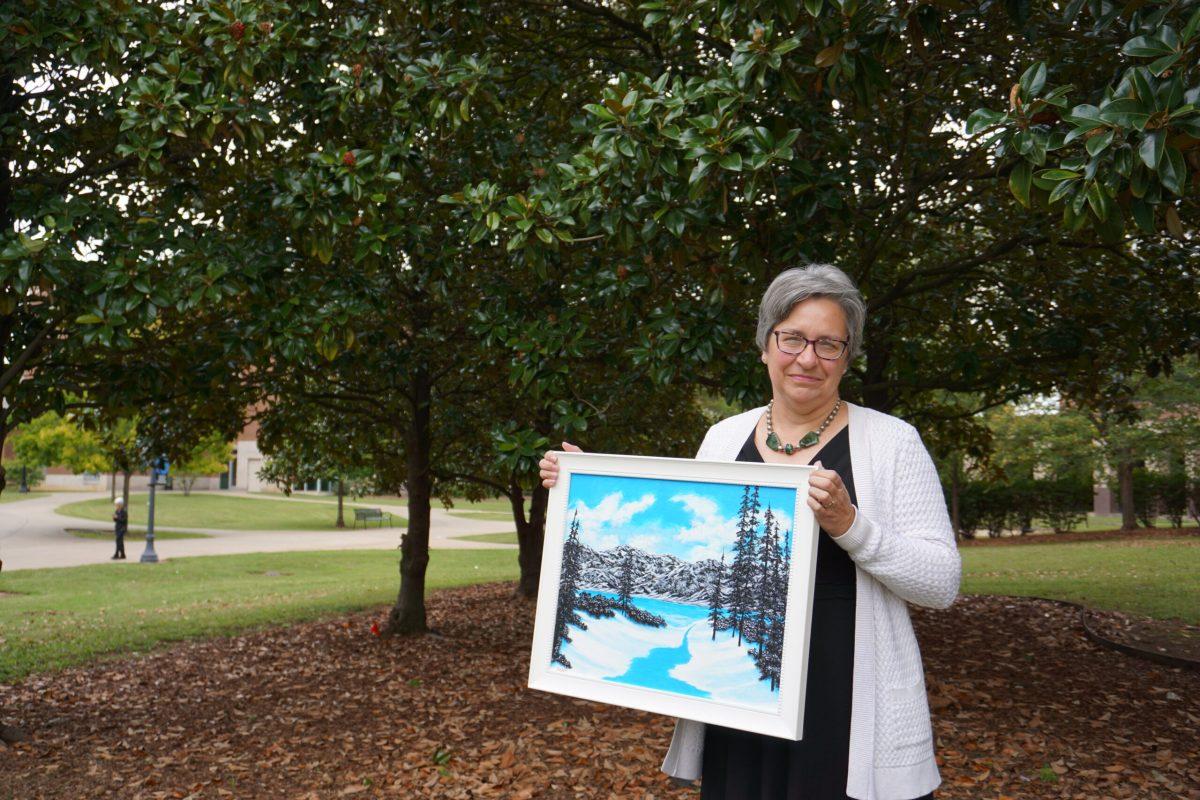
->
[959,476,1091,536]
[1113,469,1192,528]
[2,459,44,491]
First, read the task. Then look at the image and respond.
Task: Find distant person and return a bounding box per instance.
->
[112,498,127,560]
[540,264,961,800]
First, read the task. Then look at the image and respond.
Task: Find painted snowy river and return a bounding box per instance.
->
[553,592,781,711]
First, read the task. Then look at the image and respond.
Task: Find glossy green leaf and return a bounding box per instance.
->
[966,108,1006,135]
[1009,160,1032,207]
[1159,146,1186,195]
[1047,177,1078,204]
[1139,130,1165,169]
[1121,35,1174,57]
[1085,129,1114,155]
[1182,7,1200,42]
[1130,197,1155,233]
[1086,181,1111,220]
[1098,98,1151,129]
[1130,164,1152,198]
[1019,62,1047,96]
[1036,168,1082,181]
[1148,52,1181,76]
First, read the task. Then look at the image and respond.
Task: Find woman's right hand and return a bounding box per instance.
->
[539,442,582,488]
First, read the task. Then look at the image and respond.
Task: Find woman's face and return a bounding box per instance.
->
[761,297,849,411]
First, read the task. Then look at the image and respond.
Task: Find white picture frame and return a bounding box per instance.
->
[528,450,820,740]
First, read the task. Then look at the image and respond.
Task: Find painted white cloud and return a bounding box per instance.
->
[574,492,655,528]
[672,491,798,563]
[570,492,656,551]
[671,492,740,562]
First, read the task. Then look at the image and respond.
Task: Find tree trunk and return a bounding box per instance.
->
[1118,452,1136,530]
[0,74,29,744]
[386,368,431,636]
[111,470,117,501]
[335,478,346,529]
[860,322,894,412]
[513,481,549,598]
[122,471,132,510]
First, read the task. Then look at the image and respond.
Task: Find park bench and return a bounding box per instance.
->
[353,508,394,528]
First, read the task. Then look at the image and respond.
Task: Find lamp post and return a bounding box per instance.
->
[140,456,168,564]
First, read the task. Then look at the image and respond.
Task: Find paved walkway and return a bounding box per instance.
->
[0,492,516,571]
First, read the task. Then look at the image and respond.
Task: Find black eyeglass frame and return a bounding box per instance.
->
[771,330,850,360]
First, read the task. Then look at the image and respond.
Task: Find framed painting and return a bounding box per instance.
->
[527,451,821,740]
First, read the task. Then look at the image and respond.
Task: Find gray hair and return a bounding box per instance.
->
[755,264,866,361]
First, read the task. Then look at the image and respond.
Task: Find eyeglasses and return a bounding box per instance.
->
[772,330,849,360]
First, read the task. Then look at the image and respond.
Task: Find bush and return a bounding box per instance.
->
[958,476,1091,537]
[1112,469,1191,528]
[958,482,1014,538]
[1039,477,1092,533]
[1160,472,1189,528]
[2,459,44,491]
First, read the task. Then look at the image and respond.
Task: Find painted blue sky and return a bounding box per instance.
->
[565,473,797,563]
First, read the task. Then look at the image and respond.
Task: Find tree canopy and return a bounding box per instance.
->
[4,0,1196,647]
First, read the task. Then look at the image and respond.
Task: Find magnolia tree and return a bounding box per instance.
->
[186,0,717,630]
[969,2,1199,240]
[0,0,288,501]
[450,0,1198,445]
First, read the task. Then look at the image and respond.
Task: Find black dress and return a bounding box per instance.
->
[700,425,933,800]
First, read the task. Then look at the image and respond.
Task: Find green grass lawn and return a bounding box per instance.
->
[4,535,1194,685]
[56,493,406,531]
[448,510,517,521]
[1026,513,1198,533]
[67,528,210,541]
[0,549,519,683]
[0,490,52,504]
[458,532,519,544]
[960,537,1200,623]
[1077,513,1197,531]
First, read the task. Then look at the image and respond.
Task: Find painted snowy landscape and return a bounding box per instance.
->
[549,474,797,712]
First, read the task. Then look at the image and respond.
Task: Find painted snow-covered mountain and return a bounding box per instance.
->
[576,545,717,604]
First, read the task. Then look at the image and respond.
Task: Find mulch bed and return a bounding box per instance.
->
[2,585,1198,799]
[1085,608,1200,664]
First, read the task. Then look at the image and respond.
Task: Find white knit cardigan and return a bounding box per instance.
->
[660,401,961,800]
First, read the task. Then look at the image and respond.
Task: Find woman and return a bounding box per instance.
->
[112,497,128,560]
[539,263,960,800]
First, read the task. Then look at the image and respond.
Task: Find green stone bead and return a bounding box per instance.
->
[784,443,794,455]
[766,432,782,451]
[798,431,820,448]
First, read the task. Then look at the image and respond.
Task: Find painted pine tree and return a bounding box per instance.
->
[616,546,635,612]
[753,505,781,662]
[769,526,794,688]
[729,485,761,646]
[707,551,727,641]
[762,512,790,690]
[551,511,585,668]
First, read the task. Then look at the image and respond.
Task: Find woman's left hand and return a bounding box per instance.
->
[807,461,855,537]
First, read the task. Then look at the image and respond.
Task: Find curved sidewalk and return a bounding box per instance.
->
[0,492,516,572]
